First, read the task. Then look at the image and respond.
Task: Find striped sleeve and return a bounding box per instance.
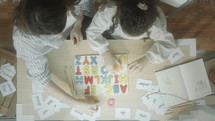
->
[13,27,54,88]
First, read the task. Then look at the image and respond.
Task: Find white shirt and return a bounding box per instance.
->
[86,2,176,63]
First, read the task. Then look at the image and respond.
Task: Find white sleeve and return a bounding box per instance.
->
[86,5,117,54]
[146,6,176,63]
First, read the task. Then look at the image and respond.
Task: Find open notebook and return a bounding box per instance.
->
[73,54,128,95]
[155,59,212,107]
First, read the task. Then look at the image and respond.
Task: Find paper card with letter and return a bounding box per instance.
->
[155,58,212,107]
[74,55,128,95]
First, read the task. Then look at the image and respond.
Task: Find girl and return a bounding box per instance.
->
[12,0,99,113]
[86,0,176,73]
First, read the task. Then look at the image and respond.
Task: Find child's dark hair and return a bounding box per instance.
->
[12,0,79,35]
[109,0,160,36]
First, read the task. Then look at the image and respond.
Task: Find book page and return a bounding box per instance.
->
[180,59,212,100]
[73,55,128,95]
[155,66,189,107]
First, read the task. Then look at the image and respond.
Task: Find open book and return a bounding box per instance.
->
[73,54,128,95]
[155,59,212,107]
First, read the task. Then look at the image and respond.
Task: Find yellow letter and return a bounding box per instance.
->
[83,66,89,75]
[119,75,128,84]
[92,66,98,75]
[91,85,96,95]
[105,85,113,94]
[119,55,127,64]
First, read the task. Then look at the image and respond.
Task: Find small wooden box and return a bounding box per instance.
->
[0,48,16,117]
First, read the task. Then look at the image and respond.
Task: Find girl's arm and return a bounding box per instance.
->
[86,4,117,54]
[145,6,176,64]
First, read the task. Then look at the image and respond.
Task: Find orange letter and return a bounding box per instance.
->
[94,75,100,84]
[83,56,89,65]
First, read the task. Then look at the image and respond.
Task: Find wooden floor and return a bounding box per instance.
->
[0,1,215,53]
[0,1,17,53]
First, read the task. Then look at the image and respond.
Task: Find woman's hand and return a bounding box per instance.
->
[70,25,83,47]
[70,10,84,47]
[128,56,151,73]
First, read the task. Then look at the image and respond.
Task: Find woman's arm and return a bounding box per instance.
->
[70,10,84,47]
[44,80,99,113]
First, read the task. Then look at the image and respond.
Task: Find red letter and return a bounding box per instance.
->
[84,76,93,84]
[75,66,82,75]
[120,85,127,93]
[114,75,119,84]
[85,86,90,95]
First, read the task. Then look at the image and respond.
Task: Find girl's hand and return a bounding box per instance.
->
[128,56,151,73]
[101,51,120,73]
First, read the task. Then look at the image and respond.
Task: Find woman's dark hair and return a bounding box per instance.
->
[109,0,160,36]
[12,0,79,35]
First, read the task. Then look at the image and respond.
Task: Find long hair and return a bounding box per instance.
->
[12,0,79,35]
[109,0,160,36]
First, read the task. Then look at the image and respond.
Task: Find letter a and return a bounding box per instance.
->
[120,85,127,93]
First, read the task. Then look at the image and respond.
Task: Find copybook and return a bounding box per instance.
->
[155,59,212,107]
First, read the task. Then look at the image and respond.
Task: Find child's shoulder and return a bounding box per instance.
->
[153,6,167,30]
[98,0,117,12]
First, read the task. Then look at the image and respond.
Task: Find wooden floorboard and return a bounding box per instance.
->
[0,1,215,53]
[0,1,17,53]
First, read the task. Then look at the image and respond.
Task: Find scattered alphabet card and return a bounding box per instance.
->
[115,108,131,119]
[32,94,44,110]
[135,109,151,121]
[70,107,101,121]
[0,80,16,96]
[168,47,184,64]
[31,94,70,120]
[0,63,16,96]
[74,55,128,95]
[37,106,55,120]
[70,108,86,120]
[0,63,16,81]
[155,58,212,107]
[136,79,159,93]
[136,79,152,90]
[141,93,168,115]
